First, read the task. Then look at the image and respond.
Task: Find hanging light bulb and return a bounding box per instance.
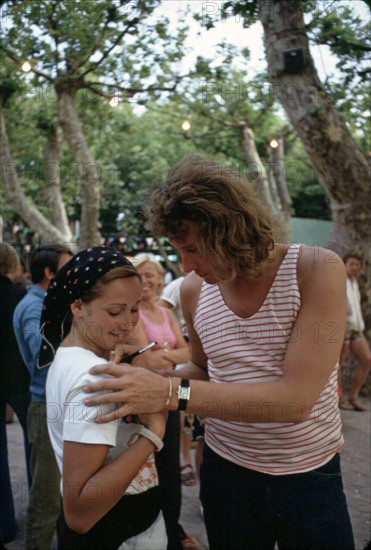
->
[269,138,279,149]
[182,120,191,131]
[21,61,32,72]
[109,96,119,107]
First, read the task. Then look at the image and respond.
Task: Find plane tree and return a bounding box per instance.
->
[0,0,187,246]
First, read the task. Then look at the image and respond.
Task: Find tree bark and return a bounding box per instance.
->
[44,125,73,239]
[57,87,101,247]
[0,105,71,244]
[239,124,279,213]
[239,124,290,238]
[268,135,292,227]
[259,0,370,322]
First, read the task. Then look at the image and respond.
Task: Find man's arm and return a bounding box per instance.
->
[13,301,43,376]
[84,248,346,423]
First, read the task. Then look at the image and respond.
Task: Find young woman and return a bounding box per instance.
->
[40,246,167,549]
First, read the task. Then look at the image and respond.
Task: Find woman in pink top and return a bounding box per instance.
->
[133,253,189,372]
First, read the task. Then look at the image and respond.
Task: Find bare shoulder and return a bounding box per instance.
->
[298,245,346,292]
[180,271,203,316]
[180,271,203,296]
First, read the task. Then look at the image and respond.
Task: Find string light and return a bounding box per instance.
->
[21,61,32,72]
[182,120,191,131]
[269,138,279,148]
[109,96,119,107]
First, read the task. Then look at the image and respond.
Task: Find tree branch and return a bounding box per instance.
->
[0,43,54,83]
[78,21,137,79]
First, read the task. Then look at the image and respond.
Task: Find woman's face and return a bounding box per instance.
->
[136,261,163,300]
[77,276,142,357]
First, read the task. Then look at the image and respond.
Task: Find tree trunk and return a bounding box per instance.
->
[239,124,290,239]
[268,136,292,228]
[57,87,101,247]
[259,0,370,323]
[44,125,73,239]
[0,105,70,244]
[239,124,279,213]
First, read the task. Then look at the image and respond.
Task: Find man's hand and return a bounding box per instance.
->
[83,363,170,422]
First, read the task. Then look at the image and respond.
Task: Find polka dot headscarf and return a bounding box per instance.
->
[37,246,135,369]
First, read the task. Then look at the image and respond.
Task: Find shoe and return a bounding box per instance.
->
[180,464,196,486]
[181,534,200,550]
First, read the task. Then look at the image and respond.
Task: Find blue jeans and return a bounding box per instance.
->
[0,392,31,543]
[200,444,355,550]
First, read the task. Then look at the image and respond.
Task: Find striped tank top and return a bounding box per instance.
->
[194,244,344,475]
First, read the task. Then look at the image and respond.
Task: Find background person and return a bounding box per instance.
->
[84,155,355,550]
[339,252,370,411]
[158,272,204,487]
[0,242,31,545]
[13,243,73,550]
[133,253,199,550]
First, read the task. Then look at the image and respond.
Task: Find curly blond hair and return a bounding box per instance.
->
[148,155,277,280]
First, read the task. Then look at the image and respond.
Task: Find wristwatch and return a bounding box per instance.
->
[177,379,191,411]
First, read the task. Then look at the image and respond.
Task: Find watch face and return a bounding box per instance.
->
[178,386,190,400]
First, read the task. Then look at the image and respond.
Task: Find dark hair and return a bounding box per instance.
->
[30,243,73,283]
[148,154,276,279]
[343,251,363,265]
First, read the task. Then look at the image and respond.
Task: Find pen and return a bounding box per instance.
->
[122,341,157,364]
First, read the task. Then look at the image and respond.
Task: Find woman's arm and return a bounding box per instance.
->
[62,412,165,533]
[129,320,174,371]
[84,247,346,424]
[156,308,190,365]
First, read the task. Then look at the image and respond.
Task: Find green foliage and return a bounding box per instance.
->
[1,0,368,239]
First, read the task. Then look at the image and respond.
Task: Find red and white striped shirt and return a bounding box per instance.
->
[194,244,344,474]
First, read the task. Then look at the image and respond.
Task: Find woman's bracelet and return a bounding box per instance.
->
[165,375,173,406]
[128,425,164,452]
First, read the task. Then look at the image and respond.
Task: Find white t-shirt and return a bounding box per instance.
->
[46,346,158,495]
[160,276,185,326]
[346,277,365,332]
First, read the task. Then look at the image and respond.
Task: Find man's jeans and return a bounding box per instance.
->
[200,444,355,550]
[26,401,61,550]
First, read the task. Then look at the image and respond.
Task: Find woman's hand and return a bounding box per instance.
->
[111,343,141,364]
[84,363,172,422]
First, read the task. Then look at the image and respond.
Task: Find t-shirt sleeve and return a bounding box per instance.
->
[161,279,181,308]
[63,386,118,446]
[62,357,119,446]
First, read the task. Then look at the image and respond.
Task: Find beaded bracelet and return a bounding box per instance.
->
[128,425,164,452]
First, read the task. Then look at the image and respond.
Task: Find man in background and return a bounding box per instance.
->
[0,242,31,545]
[13,243,73,550]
